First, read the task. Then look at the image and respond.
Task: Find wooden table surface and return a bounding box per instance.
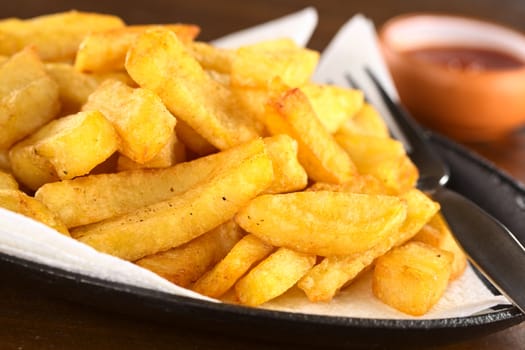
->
[1,0,524,349]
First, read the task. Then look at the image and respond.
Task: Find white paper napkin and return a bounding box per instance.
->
[0,11,511,320]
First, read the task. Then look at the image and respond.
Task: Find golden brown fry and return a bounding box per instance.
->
[83,79,176,164]
[231,38,319,88]
[412,212,467,281]
[372,241,453,316]
[236,191,407,256]
[9,110,119,190]
[235,247,316,306]
[335,133,418,194]
[298,189,440,301]
[189,41,234,74]
[35,138,265,228]
[75,24,200,72]
[0,189,69,236]
[136,220,244,288]
[175,119,217,156]
[0,170,18,190]
[0,48,60,150]
[301,83,364,133]
[0,11,124,61]
[336,103,390,138]
[193,234,273,298]
[262,135,308,194]
[125,28,259,150]
[307,174,388,195]
[72,141,274,261]
[264,87,357,183]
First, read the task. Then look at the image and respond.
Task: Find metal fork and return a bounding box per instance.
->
[347,66,525,313]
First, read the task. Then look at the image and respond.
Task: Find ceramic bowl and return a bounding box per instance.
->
[379,13,525,141]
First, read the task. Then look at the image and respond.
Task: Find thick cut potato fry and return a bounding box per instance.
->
[73,144,274,261]
[125,29,259,150]
[307,174,388,195]
[335,133,418,194]
[298,189,439,301]
[136,220,244,288]
[301,83,364,133]
[262,135,307,194]
[412,212,467,281]
[45,62,99,115]
[235,247,316,306]
[337,103,390,138]
[236,191,407,256]
[0,170,18,190]
[36,138,266,228]
[83,79,176,163]
[189,41,234,74]
[0,189,69,235]
[9,110,119,190]
[0,11,124,61]
[193,234,274,298]
[75,24,200,73]
[117,130,186,171]
[231,38,319,88]
[175,119,217,156]
[264,88,356,183]
[372,241,453,316]
[0,48,60,150]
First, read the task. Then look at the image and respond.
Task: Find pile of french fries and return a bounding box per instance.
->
[0,11,468,316]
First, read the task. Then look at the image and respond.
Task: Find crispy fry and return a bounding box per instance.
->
[75,24,200,72]
[0,48,60,150]
[193,234,273,298]
[125,28,259,150]
[136,220,244,288]
[236,191,407,256]
[72,141,274,261]
[234,247,316,306]
[35,138,266,228]
[0,170,18,190]
[298,189,439,301]
[0,189,69,235]
[373,241,453,316]
[83,79,176,164]
[336,103,390,138]
[9,110,118,190]
[264,87,357,183]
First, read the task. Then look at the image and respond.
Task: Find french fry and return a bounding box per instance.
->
[335,133,419,194]
[136,220,244,288]
[0,48,60,150]
[231,38,319,88]
[82,79,177,164]
[175,119,217,156]
[9,110,119,190]
[193,234,273,298]
[0,189,69,236]
[75,24,200,73]
[0,11,125,61]
[262,135,308,194]
[72,141,274,261]
[0,170,18,190]
[234,247,316,306]
[307,174,388,195]
[125,28,259,150]
[35,138,266,228]
[372,241,453,316]
[264,87,357,183]
[301,83,364,133]
[336,103,390,138]
[45,62,99,115]
[116,130,186,171]
[298,189,440,301]
[189,41,234,74]
[235,191,407,256]
[412,212,467,281]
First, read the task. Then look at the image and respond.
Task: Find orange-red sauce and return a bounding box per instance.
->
[404,46,524,70]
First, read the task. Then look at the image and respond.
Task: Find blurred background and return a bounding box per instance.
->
[4,0,525,52]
